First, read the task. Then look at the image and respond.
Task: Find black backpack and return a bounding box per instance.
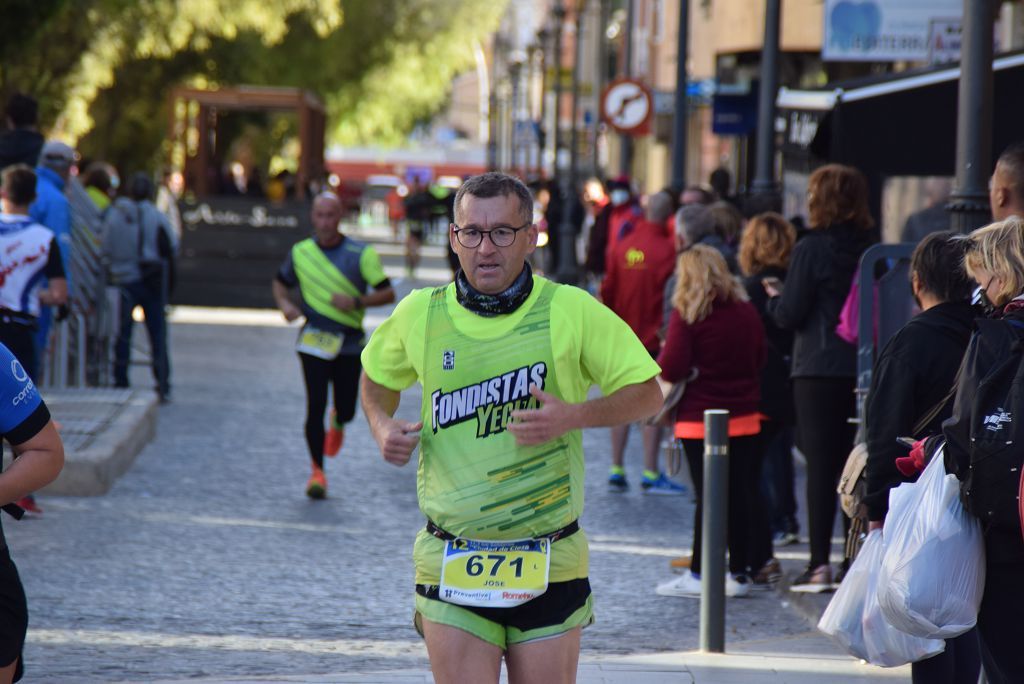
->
[960,317,1024,533]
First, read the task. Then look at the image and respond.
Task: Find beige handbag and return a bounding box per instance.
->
[837,386,956,520]
[647,369,698,428]
[838,442,869,519]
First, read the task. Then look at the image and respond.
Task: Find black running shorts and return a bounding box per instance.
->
[0,547,27,682]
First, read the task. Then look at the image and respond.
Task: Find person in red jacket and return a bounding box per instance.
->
[601,191,680,493]
[654,245,770,598]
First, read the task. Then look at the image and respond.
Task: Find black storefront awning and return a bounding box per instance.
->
[777,51,1024,178]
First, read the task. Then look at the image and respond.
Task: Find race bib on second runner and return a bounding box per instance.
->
[296,325,343,360]
[439,537,551,608]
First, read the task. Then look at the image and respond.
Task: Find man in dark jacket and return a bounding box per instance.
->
[0,94,44,174]
[863,231,979,684]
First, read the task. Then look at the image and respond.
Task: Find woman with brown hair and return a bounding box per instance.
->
[766,164,876,592]
[739,213,800,565]
[655,245,767,598]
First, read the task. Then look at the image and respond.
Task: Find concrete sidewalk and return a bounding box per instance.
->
[146,633,907,683]
[37,387,158,496]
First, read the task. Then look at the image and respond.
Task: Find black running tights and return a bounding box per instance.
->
[300,352,361,468]
[682,434,766,577]
[792,377,856,568]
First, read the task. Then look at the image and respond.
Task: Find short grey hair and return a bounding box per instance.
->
[675,204,715,245]
[647,191,674,223]
[997,141,1024,204]
[454,172,533,225]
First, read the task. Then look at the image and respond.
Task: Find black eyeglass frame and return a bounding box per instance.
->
[452,221,532,248]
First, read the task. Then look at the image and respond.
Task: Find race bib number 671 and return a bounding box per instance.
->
[438,537,551,608]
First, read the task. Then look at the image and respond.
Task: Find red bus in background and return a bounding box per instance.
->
[324,148,486,222]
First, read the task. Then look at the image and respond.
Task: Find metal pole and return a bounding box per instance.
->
[76,313,87,387]
[570,3,584,189]
[556,1,582,284]
[511,61,522,177]
[538,29,550,178]
[750,0,782,207]
[670,0,690,190]
[487,36,499,171]
[594,0,610,175]
[553,6,565,173]
[700,409,729,653]
[619,0,634,177]
[949,0,996,233]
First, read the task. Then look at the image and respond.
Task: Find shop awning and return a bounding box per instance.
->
[776,51,1024,177]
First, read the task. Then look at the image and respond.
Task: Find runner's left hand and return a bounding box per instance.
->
[330,293,358,311]
[509,386,577,446]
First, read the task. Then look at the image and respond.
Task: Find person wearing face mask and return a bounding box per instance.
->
[359,172,662,684]
[860,232,980,684]
[939,216,1024,683]
[583,177,641,281]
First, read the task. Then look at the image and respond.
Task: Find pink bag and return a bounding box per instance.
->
[836,271,878,345]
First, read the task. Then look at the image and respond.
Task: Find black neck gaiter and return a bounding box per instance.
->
[455,263,534,317]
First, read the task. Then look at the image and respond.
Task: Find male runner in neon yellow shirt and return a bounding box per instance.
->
[273,192,395,498]
[360,173,662,684]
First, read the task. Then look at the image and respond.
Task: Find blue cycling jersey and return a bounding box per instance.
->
[0,343,42,432]
[0,341,48,543]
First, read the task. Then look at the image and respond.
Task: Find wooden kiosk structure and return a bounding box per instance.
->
[166,86,327,308]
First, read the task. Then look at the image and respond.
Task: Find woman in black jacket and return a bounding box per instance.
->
[863,232,980,684]
[940,216,1024,683]
[766,164,875,592]
[739,213,799,565]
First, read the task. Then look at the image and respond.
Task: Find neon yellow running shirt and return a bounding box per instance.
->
[361,275,660,584]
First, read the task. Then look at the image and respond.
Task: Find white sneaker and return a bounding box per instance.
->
[727,573,751,598]
[655,572,750,598]
[656,571,702,597]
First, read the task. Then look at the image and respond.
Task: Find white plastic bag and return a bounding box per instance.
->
[877,447,985,639]
[818,530,944,666]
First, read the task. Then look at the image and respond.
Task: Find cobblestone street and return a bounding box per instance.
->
[9,281,813,682]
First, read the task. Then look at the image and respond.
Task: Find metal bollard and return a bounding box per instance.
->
[699,409,729,653]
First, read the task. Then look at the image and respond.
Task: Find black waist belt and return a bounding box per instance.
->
[2,503,24,520]
[426,518,580,544]
[0,309,37,328]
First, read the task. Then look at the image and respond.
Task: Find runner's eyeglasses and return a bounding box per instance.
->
[453,222,530,248]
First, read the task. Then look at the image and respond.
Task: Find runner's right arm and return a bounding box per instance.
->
[0,344,64,505]
[359,371,422,466]
[271,279,302,322]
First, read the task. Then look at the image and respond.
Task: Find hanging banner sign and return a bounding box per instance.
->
[822,0,962,62]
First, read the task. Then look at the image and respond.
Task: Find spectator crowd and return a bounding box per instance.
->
[6,81,1024,682]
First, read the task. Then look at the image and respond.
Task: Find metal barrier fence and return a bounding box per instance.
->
[40,177,120,389]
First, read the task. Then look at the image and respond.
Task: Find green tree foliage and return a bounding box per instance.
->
[1,0,506,173]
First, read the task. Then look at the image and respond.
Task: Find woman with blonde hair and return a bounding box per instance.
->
[767,163,875,592]
[655,245,768,598]
[941,215,1024,681]
[739,213,800,567]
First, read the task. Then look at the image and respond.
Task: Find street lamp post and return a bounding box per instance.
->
[619,0,635,177]
[949,0,997,233]
[570,1,584,191]
[509,59,523,176]
[552,2,579,283]
[594,0,610,175]
[670,0,690,190]
[538,27,551,177]
[750,0,782,209]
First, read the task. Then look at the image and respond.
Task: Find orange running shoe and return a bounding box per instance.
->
[306,466,327,500]
[324,411,344,457]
